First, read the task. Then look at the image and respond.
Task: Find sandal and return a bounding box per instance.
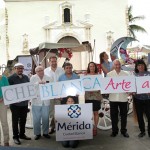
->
[4,143,9,146]
[93,128,97,136]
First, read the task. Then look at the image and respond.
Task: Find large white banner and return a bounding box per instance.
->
[40,79,84,100]
[101,76,136,94]
[81,75,103,91]
[136,76,150,94]
[2,82,37,105]
[55,103,93,141]
[3,75,150,105]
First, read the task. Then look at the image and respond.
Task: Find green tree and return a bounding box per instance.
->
[128,5,147,38]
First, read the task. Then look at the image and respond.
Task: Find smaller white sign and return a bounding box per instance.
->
[55,103,93,141]
[101,76,136,93]
[18,56,32,76]
[136,76,150,94]
[2,82,37,105]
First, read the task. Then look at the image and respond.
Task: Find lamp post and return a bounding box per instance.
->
[22,33,29,54]
[0,64,7,75]
[106,31,114,50]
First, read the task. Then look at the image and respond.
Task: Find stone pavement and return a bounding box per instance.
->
[4,109,150,150]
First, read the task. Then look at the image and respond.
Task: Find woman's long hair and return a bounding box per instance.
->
[87,62,98,73]
[134,59,147,73]
[99,52,106,64]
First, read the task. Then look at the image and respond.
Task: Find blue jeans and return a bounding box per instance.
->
[32,105,50,135]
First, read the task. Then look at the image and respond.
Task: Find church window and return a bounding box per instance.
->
[61,2,72,24]
[64,8,70,23]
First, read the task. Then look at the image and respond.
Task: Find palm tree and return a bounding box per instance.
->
[128,5,147,38]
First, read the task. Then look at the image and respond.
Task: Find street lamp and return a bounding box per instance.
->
[22,33,29,54]
[106,31,114,51]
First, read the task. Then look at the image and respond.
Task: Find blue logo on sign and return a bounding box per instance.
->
[68,105,81,118]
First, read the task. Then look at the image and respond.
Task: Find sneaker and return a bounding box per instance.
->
[20,134,31,140]
[34,135,41,140]
[4,143,9,146]
[13,138,21,145]
[138,132,145,137]
[43,134,51,139]
[110,132,117,137]
[121,132,129,138]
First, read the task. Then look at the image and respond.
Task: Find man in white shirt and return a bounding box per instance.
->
[107,59,129,138]
[44,56,64,81]
[44,56,64,133]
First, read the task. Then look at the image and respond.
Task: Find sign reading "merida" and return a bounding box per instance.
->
[55,103,93,141]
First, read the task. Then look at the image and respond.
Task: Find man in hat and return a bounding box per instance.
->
[8,63,31,145]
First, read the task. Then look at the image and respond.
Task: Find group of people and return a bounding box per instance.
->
[0,52,150,148]
[100,52,150,138]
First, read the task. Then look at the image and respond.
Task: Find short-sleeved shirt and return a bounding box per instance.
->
[0,75,9,98]
[102,61,113,77]
[58,72,79,104]
[58,73,79,81]
[44,67,64,82]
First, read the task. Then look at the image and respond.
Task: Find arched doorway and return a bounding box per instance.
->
[57,36,82,70]
[58,36,80,44]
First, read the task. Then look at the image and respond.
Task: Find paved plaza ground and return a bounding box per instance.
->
[2,108,149,150]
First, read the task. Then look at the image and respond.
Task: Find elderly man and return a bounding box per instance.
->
[107,59,129,138]
[58,62,79,104]
[8,63,31,145]
[30,66,53,140]
[44,56,64,134]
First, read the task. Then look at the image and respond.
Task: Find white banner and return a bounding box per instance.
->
[81,75,103,91]
[2,82,37,105]
[3,75,150,105]
[136,76,150,94]
[55,103,93,141]
[39,79,84,100]
[101,76,136,94]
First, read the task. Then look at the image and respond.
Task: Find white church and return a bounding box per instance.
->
[0,0,128,71]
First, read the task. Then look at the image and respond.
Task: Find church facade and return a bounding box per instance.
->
[0,0,128,69]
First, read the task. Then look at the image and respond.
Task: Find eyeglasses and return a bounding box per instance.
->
[65,67,72,69]
[16,67,24,70]
[36,70,44,72]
